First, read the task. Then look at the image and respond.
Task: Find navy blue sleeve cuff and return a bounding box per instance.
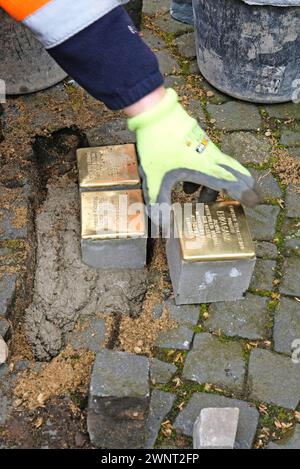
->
[49,6,164,110]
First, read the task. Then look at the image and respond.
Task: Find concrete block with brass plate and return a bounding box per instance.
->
[77,144,140,192]
[81,189,147,269]
[166,201,256,304]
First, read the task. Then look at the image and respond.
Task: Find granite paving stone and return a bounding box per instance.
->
[141,30,167,51]
[220,132,271,165]
[0,317,10,339]
[152,15,194,35]
[285,184,300,218]
[207,102,262,131]
[164,299,200,328]
[155,326,194,351]
[265,103,300,121]
[288,147,300,158]
[183,333,246,393]
[249,169,282,201]
[280,257,300,297]
[254,242,278,260]
[0,273,17,318]
[280,123,300,147]
[145,390,176,449]
[274,298,300,355]
[68,318,106,353]
[150,358,177,385]
[206,294,269,340]
[245,205,280,241]
[155,50,180,75]
[143,0,170,16]
[249,259,276,291]
[248,349,300,409]
[173,32,196,58]
[267,425,300,449]
[174,393,259,449]
[282,218,300,256]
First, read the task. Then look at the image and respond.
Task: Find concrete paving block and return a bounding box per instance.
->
[193,408,239,449]
[87,350,150,449]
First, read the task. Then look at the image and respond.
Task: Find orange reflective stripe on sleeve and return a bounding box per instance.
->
[0,0,51,21]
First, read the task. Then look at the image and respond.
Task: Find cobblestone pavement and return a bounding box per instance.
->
[0,1,300,449]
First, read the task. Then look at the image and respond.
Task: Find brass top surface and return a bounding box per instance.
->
[175,201,256,262]
[77,144,140,188]
[81,189,146,240]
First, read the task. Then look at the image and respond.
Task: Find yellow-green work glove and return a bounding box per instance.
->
[128,88,260,207]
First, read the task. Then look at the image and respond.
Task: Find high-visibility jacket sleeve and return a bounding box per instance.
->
[0,0,129,48]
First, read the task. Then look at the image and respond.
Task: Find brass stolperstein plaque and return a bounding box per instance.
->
[81,190,146,240]
[175,201,256,262]
[77,144,140,189]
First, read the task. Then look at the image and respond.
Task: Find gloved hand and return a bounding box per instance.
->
[128,88,260,207]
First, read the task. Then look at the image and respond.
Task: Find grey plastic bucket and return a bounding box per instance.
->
[193,0,300,103]
[0,9,67,95]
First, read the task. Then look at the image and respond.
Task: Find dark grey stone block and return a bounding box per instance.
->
[220,132,271,166]
[150,358,177,385]
[155,326,194,350]
[0,273,17,318]
[248,349,300,410]
[85,119,136,147]
[207,103,262,131]
[164,299,200,328]
[166,236,256,305]
[249,259,276,291]
[285,184,300,218]
[145,390,176,449]
[245,205,280,241]
[206,294,269,340]
[81,237,147,269]
[68,318,106,353]
[254,242,278,260]
[0,317,10,339]
[183,333,246,393]
[88,350,150,449]
[249,169,282,202]
[174,393,259,449]
[274,298,300,356]
[280,257,300,297]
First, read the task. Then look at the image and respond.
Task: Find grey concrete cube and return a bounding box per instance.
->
[193,408,240,450]
[81,237,147,269]
[87,350,150,449]
[166,236,256,305]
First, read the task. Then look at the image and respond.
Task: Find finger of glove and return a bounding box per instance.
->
[157,168,260,208]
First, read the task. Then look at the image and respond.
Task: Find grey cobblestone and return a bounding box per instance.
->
[152,15,193,35]
[254,242,278,260]
[0,273,17,318]
[265,103,300,121]
[183,333,246,393]
[248,348,300,409]
[207,102,262,131]
[0,317,10,339]
[141,30,167,51]
[174,393,259,449]
[155,326,194,351]
[68,318,106,353]
[145,390,176,449]
[155,50,180,76]
[249,259,276,291]
[280,257,300,297]
[280,123,300,147]
[143,0,170,16]
[274,298,300,356]
[164,300,199,328]
[249,169,282,202]
[206,294,269,340]
[150,358,177,385]
[187,99,207,130]
[173,33,196,58]
[285,185,300,218]
[245,205,280,241]
[220,132,271,165]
